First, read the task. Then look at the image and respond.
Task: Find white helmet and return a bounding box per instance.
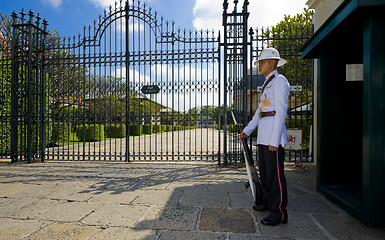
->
[254,47,287,67]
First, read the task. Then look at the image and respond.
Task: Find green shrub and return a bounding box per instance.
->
[161,125,167,132]
[0,122,10,154]
[166,125,173,132]
[76,124,105,142]
[105,124,126,138]
[52,122,72,144]
[129,125,142,136]
[153,125,161,133]
[143,125,153,134]
[68,131,79,142]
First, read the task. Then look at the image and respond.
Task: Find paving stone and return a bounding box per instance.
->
[0,162,384,240]
[257,211,327,239]
[6,199,59,219]
[81,204,150,227]
[287,185,339,215]
[0,198,49,218]
[312,213,385,240]
[0,218,50,240]
[166,181,208,192]
[4,184,57,199]
[0,197,11,207]
[229,233,281,240]
[207,181,245,193]
[200,208,256,234]
[88,190,139,204]
[130,179,170,190]
[229,192,255,209]
[179,190,228,208]
[158,230,227,240]
[34,201,100,222]
[46,185,94,202]
[88,179,138,194]
[131,189,182,207]
[90,227,157,240]
[25,223,100,240]
[0,183,33,197]
[136,205,200,231]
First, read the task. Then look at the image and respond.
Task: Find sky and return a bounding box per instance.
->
[1,0,309,38]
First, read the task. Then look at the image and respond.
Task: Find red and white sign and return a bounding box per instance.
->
[285,129,302,150]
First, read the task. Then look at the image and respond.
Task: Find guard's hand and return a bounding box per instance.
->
[269,145,278,151]
[239,131,248,141]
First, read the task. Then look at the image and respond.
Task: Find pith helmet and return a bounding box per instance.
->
[254,47,287,67]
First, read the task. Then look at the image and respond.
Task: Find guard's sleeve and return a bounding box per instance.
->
[269,76,290,147]
[242,107,260,137]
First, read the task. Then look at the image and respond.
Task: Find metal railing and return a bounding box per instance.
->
[1,0,313,163]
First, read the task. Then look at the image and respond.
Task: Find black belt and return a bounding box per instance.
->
[259,111,276,118]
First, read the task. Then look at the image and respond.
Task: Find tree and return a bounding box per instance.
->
[262,8,313,95]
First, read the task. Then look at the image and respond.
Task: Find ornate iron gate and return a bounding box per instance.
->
[44,0,221,162]
[3,0,313,163]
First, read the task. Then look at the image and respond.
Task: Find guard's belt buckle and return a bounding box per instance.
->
[259,112,262,119]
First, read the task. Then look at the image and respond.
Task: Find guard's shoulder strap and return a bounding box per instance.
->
[261,74,275,94]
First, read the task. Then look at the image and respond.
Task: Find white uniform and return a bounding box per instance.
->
[243,70,290,147]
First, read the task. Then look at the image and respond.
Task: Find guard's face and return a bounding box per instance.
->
[258,59,270,76]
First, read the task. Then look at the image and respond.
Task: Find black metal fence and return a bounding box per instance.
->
[0,0,313,164]
[45,0,220,162]
[0,11,48,163]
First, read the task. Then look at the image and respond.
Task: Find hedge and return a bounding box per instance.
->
[153,125,161,133]
[0,122,10,155]
[1,119,54,153]
[142,125,153,134]
[52,122,72,144]
[76,124,105,142]
[105,124,126,138]
[129,125,142,136]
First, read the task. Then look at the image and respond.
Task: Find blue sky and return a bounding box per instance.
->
[1,0,308,38]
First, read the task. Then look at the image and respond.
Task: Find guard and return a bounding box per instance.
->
[240,47,290,226]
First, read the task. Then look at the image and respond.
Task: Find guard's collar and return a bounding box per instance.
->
[266,70,278,80]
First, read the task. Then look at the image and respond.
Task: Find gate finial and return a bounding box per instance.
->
[28,10,34,24]
[223,0,229,11]
[11,11,17,24]
[20,9,25,23]
[36,13,41,27]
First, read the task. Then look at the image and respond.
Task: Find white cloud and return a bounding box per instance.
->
[42,0,63,8]
[193,0,222,31]
[110,18,145,34]
[89,0,116,8]
[89,0,158,9]
[248,0,308,28]
[193,0,308,31]
[113,67,149,86]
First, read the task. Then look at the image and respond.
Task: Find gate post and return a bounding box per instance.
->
[10,10,48,163]
[222,0,229,165]
[10,12,19,163]
[221,0,250,164]
[125,0,130,162]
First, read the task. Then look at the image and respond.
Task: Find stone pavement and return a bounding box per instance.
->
[0,161,384,240]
